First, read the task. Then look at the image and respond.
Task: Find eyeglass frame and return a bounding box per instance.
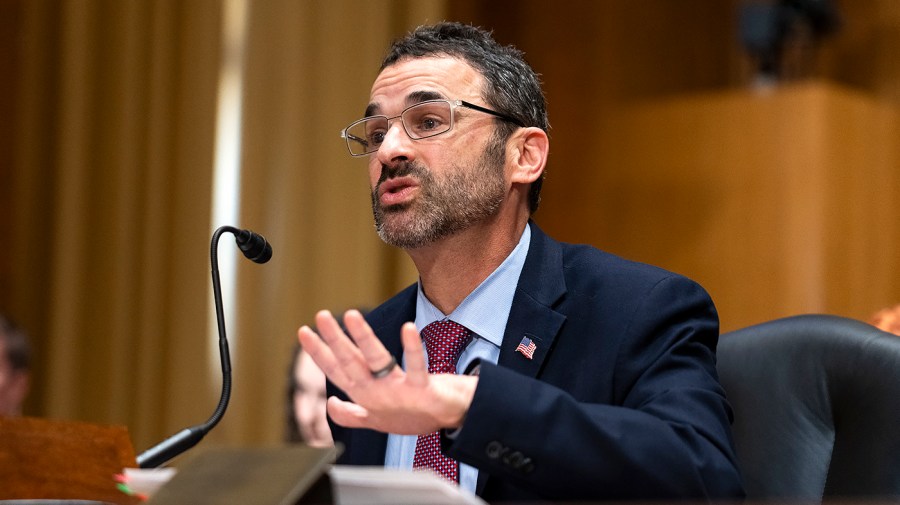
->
[339,99,525,157]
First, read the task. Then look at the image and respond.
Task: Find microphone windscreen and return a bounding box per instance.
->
[235,229,273,264]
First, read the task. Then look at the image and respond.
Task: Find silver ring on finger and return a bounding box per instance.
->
[370,356,398,379]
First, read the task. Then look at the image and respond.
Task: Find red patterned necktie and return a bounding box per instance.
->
[412,319,471,483]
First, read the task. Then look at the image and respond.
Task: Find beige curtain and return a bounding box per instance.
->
[226,0,445,447]
[7,0,445,456]
[11,0,225,454]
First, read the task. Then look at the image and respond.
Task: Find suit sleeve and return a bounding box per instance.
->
[445,275,745,501]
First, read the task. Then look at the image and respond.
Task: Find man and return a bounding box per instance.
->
[0,314,30,417]
[298,22,744,501]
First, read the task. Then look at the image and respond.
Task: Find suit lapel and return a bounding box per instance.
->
[498,222,567,376]
[477,222,567,495]
[498,294,566,375]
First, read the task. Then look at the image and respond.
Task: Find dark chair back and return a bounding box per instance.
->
[718,314,900,500]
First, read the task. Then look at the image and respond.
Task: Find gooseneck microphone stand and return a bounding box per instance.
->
[136,226,272,468]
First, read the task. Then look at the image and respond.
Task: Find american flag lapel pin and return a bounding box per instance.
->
[515,336,537,360]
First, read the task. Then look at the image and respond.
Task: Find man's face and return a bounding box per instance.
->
[365,56,509,249]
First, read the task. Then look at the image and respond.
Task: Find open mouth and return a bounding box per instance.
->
[378,176,419,206]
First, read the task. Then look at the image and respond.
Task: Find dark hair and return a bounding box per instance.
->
[0,314,30,372]
[381,22,549,213]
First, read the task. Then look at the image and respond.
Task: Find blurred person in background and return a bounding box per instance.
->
[286,343,333,447]
[0,313,31,417]
[869,303,900,336]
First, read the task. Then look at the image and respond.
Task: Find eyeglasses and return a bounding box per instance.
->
[340,99,524,157]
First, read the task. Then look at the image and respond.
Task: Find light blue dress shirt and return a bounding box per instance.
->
[384,224,531,493]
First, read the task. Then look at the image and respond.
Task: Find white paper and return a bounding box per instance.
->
[329,466,487,505]
[121,467,177,497]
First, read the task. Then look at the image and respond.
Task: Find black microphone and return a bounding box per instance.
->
[235,229,272,264]
[136,226,273,468]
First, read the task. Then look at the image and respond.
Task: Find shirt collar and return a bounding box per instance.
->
[415,223,531,348]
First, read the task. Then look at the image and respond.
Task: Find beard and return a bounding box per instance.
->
[371,135,507,249]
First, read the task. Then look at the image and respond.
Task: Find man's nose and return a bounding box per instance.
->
[376,120,415,163]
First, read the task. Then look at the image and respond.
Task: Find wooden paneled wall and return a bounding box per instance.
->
[449,0,900,331]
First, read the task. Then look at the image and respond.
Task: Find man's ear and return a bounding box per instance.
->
[508,127,549,184]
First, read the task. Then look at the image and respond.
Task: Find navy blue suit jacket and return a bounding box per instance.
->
[328,223,744,501]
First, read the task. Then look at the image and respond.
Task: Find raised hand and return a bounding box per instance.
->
[297,309,477,435]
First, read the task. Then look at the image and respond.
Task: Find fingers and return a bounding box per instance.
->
[297,323,352,387]
[303,309,403,388]
[343,310,397,374]
[299,309,430,398]
[401,322,428,387]
[326,396,370,428]
[313,310,376,385]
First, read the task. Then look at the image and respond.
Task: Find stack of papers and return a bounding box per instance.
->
[120,464,485,505]
[119,467,177,499]
[329,466,486,505]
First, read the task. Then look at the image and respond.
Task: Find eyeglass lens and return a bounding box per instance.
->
[345,101,454,155]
